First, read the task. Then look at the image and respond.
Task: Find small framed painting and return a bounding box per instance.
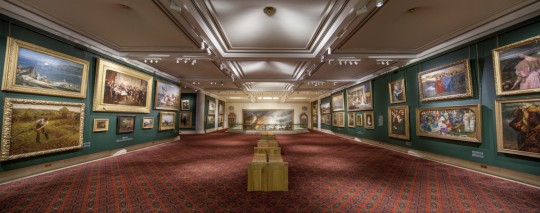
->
[348,112,355,128]
[181,100,190,111]
[93,119,109,132]
[356,114,363,127]
[207,115,215,124]
[179,112,192,128]
[117,116,135,134]
[159,112,176,131]
[142,117,154,129]
[364,111,375,129]
[388,106,410,140]
[418,59,472,102]
[208,101,216,115]
[388,79,406,104]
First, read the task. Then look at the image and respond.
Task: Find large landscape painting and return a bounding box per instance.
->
[243,109,293,131]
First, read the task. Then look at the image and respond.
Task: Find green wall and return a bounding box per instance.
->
[180,93,197,130]
[205,95,215,129]
[0,16,180,172]
[318,16,540,176]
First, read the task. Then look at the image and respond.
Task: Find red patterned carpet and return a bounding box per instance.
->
[0,131,539,212]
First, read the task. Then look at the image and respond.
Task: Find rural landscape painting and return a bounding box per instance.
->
[117,116,135,134]
[332,93,344,111]
[155,80,180,110]
[1,98,84,161]
[496,99,540,158]
[142,117,154,129]
[93,119,109,132]
[159,112,176,131]
[417,105,481,143]
[2,37,89,98]
[347,81,373,111]
[418,59,472,102]
[320,100,331,114]
[243,109,293,131]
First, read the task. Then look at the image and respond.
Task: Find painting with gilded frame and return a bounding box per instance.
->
[388,79,406,104]
[364,111,375,129]
[2,37,89,98]
[1,98,85,161]
[493,35,540,96]
[418,59,472,102]
[242,109,293,131]
[348,112,355,128]
[388,106,410,140]
[93,119,109,132]
[181,100,190,111]
[142,117,154,129]
[320,99,331,114]
[179,112,192,128]
[159,112,176,131]
[496,98,540,158]
[356,114,363,127]
[312,115,317,125]
[347,81,373,111]
[117,116,135,134]
[332,112,345,127]
[208,101,216,115]
[417,105,481,143]
[154,80,180,111]
[312,102,318,115]
[93,58,153,113]
[218,102,224,115]
[332,93,344,112]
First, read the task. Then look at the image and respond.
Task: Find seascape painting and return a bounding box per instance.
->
[416,105,481,143]
[243,109,293,131]
[418,59,472,102]
[496,99,540,158]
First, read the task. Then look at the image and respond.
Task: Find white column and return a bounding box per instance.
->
[195,90,205,134]
[317,99,321,130]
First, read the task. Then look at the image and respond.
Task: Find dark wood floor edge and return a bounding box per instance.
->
[311,129,540,188]
[0,136,180,184]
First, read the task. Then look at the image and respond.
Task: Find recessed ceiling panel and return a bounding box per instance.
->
[237,61,301,79]
[248,82,291,92]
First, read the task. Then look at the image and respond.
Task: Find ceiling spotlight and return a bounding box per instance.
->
[263,6,276,16]
[327,47,331,55]
[376,0,384,7]
[206,48,212,55]
[191,59,197,65]
[200,41,206,50]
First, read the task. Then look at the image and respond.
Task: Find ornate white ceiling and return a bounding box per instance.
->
[1,0,539,103]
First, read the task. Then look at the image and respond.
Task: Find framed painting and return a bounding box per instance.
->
[218,102,224,115]
[356,114,363,127]
[347,81,373,111]
[417,105,481,143]
[418,59,472,102]
[181,100,190,111]
[332,93,345,112]
[312,115,317,124]
[159,112,176,131]
[312,101,318,115]
[93,58,153,113]
[348,112,355,128]
[388,106,410,140]
[2,37,89,98]
[242,109,293,130]
[320,100,331,114]
[208,101,216,115]
[93,119,109,132]
[218,115,224,126]
[1,98,84,161]
[364,111,375,129]
[142,117,154,129]
[321,114,327,125]
[495,98,540,158]
[300,113,308,128]
[207,115,215,125]
[388,79,406,104]
[179,112,192,128]
[332,112,345,127]
[117,115,135,134]
[154,80,180,111]
[493,35,540,96]
[326,114,332,126]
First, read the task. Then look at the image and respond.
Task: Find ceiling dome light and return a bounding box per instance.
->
[263,6,276,16]
[376,0,384,7]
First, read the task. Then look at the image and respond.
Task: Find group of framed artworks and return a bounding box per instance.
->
[180,99,192,129]
[206,100,224,127]
[0,37,181,161]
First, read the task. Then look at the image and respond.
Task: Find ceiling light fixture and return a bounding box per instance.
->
[200,41,206,50]
[356,5,368,15]
[143,58,161,63]
[169,0,182,12]
[263,6,276,16]
[376,0,384,8]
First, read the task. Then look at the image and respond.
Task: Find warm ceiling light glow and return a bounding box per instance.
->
[376,0,384,7]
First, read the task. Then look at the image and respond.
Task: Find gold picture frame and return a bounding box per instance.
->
[388,79,406,104]
[418,59,472,102]
[181,100,190,111]
[347,81,373,111]
[364,111,375,129]
[356,114,363,127]
[159,111,176,131]
[142,117,154,129]
[493,35,540,96]
[179,112,192,128]
[332,93,345,112]
[154,80,180,111]
[416,105,481,143]
[348,112,355,128]
[495,98,540,158]
[93,119,109,132]
[332,112,345,127]
[388,106,410,140]
[208,100,216,115]
[2,37,89,98]
[1,98,85,161]
[93,58,153,113]
[320,100,331,114]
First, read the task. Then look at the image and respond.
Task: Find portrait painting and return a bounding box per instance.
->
[117,116,135,134]
[347,81,373,111]
[208,101,216,115]
[179,112,192,128]
[2,37,89,98]
[388,79,406,104]
[93,58,153,113]
[364,111,375,129]
[356,114,363,127]
[388,106,410,140]
[242,109,293,131]
[159,112,176,131]
[154,80,180,111]
[333,112,345,127]
[332,93,345,112]
[417,105,481,143]
[181,100,190,111]
[418,59,472,102]
[493,35,540,96]
[1,98,85,161]
[320,100,331,114]
[142,117,154,129]
[348,112,355,128]
[496,99,540,158]
[93,119,109,132]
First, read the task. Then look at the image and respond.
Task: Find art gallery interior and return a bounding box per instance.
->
[0,0,539,212]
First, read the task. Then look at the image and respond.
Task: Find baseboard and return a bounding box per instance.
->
[180,130,197,134]
[0,137,178,184]
[315,129,540,187]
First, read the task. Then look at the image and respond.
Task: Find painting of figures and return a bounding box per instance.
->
[356,114,363,127]
[242,109,293,131]
[333,112,345,127]
[388,79,406,104]
[332,93,344,111]
[93,58,153,113]
[117,116,135,134]
[1,98,84,161]
[347,81,373,111]
[181,100,190,111]
[159,112,176,131]
[2,37,89,98]
[312,102,318,115]
[208,101,216,115]
[418,59,472,102]
[180,112,192,128]
[416,105,481,143]
[388,106,410,140]
[142,117,154,129]
[364,111,374,129]
[348,112,355,128]
[493,36,540,96]
[320,100,331,114]
[496,99,540,158]
[154,81,180,111]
